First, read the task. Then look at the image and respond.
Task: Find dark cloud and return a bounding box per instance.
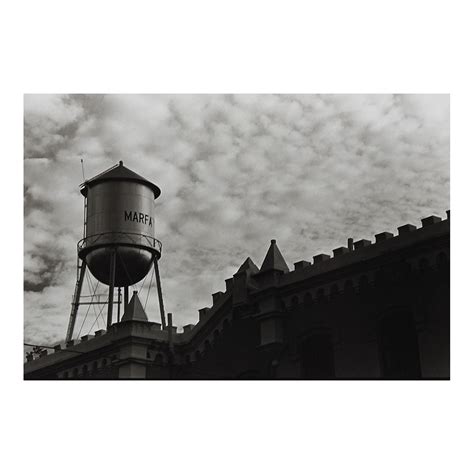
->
[24,94,449,345]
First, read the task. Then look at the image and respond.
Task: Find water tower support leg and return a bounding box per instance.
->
[124,286,129,307]
[153,257,167,329]
[117,287,122,323]
[106,248,117,329]
[66,262,86,342]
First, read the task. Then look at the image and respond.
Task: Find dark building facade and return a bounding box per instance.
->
[24,213,450,380]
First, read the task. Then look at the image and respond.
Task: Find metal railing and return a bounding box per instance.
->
[78,231,162,253]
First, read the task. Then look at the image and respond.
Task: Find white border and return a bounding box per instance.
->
[2,1,473,473]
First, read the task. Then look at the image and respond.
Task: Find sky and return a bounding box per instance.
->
[24,94,450,346]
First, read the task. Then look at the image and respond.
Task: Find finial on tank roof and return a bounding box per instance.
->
[119,160,123,166]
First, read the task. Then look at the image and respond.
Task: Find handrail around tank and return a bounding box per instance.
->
[77,232,162,254]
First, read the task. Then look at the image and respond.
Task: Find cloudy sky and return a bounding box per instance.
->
[24,94,449,346]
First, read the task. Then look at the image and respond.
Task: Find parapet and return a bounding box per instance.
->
[282,211,450,287]
[375,232,393,243]
[333,247,349,257]
[294,260,311,270]
[353,239,371,249]
[398,224,417,235]
[183,324,195,333]
[313,254,331,264]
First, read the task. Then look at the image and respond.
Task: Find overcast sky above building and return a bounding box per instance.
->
[24,94,449,345]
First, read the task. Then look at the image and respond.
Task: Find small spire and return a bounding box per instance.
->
[119,160,123,166]
[259,239,290,273]
[236,257,260,275]
[121,291,148,322]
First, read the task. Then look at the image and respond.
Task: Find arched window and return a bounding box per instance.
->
[419,257,430,274]
[204,340,211,352]
[375,269,386,286]
[213,329,220,343]
[101,358,107,368]
[92,361,98,372]
[63,371,69,379]
[330,284,339,297]
[344,279,354,293]
[155,353,164,366]
[223,319,230,332]
[303,292,313,307]
[73,368,78,378]
[359,275,369,292]
[82,365,89,377]
[291,295,299,307]
[379,309,421,379]
[300,331,335,379]
[317,288,327,303]
[195,350,201,361]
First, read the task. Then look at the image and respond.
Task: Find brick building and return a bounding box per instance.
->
[24,212,450,380]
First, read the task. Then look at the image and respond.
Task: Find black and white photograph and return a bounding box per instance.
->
[3,2,473,474]
[23,94,450,380]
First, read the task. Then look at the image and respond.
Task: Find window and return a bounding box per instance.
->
[303,292,313,307]
[317,288,327,303]
[358,275,369,292]
[379,309,421,379]
[419,258,430,274]
[344,279,354,293]
[300,332,335,379]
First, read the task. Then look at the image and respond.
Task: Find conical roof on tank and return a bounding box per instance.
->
[80,161,161,198]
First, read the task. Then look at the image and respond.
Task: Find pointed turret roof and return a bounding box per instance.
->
[259,239,290,273]
[80,161,161,198]
[236,257,260,275]
[121,291,149,322]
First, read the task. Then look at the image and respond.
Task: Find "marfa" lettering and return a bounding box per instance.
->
[124,210,153,226]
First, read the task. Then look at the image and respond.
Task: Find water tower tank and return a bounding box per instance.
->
[78,161,162,287]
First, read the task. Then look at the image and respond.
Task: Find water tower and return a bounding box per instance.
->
[65,161,166,342]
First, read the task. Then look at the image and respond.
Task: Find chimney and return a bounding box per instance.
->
[348,238,354,251]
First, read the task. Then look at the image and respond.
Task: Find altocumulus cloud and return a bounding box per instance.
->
[24,94,449,345]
